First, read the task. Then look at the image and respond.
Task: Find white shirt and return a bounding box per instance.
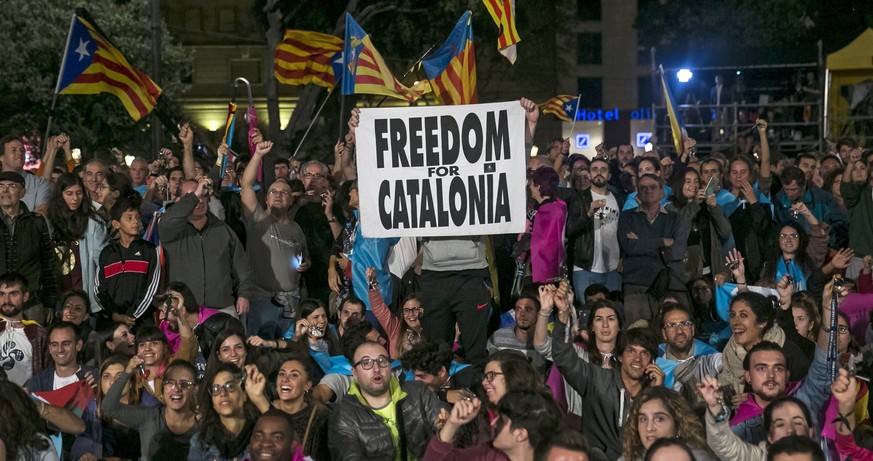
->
[1,324,33,386]
[589,191,621,273]
[53,370,80,390]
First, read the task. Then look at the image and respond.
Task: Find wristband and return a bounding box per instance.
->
[327,216,337,223]
[712,397,730,423]
[538,310,552,318]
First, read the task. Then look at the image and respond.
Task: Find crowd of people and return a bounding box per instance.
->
[0,96,872,461]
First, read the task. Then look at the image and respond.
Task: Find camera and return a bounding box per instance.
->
[834,278,845,290]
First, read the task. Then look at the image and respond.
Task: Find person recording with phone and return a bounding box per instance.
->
[666,165,733,286]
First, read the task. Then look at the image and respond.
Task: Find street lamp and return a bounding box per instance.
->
[676,68,693,83]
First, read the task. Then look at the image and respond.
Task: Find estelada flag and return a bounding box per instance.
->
[341,13,428,102]
[55,8,161,121]
[482,0,520,64]
[540,95,578,122]
[422,11,478,106]
[274,30,344,88]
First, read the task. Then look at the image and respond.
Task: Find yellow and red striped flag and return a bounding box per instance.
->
[274,30,344,88]
[342,14,428,102]
[422,11,477,106]
[482,0,521,64]
[659,65,686,156]
[55,9,161,121]
[539,95,578,122]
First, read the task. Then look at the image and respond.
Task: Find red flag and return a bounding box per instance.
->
[33,380,95,417]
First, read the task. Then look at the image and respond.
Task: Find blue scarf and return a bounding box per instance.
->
[717,184,771,217]
[775,257,807,291]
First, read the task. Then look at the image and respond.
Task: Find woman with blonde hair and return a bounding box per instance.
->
[619,387,716,461]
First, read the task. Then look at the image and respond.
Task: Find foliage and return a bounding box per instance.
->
[0,0,192,158]
[636,0,871,66]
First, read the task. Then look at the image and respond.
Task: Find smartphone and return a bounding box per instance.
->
[705,177,720,196]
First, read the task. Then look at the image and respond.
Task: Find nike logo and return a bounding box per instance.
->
[134,251,141,256]
[476,302,488,310]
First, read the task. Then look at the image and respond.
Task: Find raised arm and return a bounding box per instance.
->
[757,120,770,180]
[520,98,539,145]
[240,140,272,217]
[179,123,196,179]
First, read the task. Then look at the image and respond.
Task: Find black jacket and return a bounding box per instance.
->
[329,379,446,460]
[566,187,627,271]
[0,202,57,308]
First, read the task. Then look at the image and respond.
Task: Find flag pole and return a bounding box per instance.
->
[293,82,339,159]
[43,13,77,155]
[568,94,582,136]
[375,40,441,108]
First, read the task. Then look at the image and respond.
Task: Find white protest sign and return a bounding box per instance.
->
[356,101,527,238]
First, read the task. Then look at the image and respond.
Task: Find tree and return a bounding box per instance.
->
[636,0,871,66]
[0,0,192,158]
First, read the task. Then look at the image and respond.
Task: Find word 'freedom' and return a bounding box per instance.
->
[372,109,513,230]
[374,110,511,168]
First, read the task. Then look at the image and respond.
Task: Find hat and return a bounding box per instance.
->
[0,171,25,186]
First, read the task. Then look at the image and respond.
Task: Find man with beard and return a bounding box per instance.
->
[608,143,636,192]
[486,293,548,375]
[551,297,665,461]
[0,171,57,324]
[335,296,364,338]
[0,272,48,386]
[655,303,717,394]
[159,177,254,318]
[329,341,446,460]
[241,141,309,338]
[725,332,831,445]
[568,157,626,300]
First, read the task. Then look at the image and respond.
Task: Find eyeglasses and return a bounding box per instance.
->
[267,189,291,196]
[0,183,21,191]
[302,172,325,180]
[354,355,391,370]
[402,307,423,316]
[483,371,504,382]
[208,377,244,396]
[663,320,694,331]
[164,379,194,391]
[779,233,800,241]
[692,286,712,293]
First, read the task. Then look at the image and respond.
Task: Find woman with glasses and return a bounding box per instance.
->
[47,173,108,313]
[189,362,259,460]
[245,358,331,461]
[757,219,828,299]
[102,359,199,460]
[366,266,424,359]
[666,166,733,285]
[619,387,716,461]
